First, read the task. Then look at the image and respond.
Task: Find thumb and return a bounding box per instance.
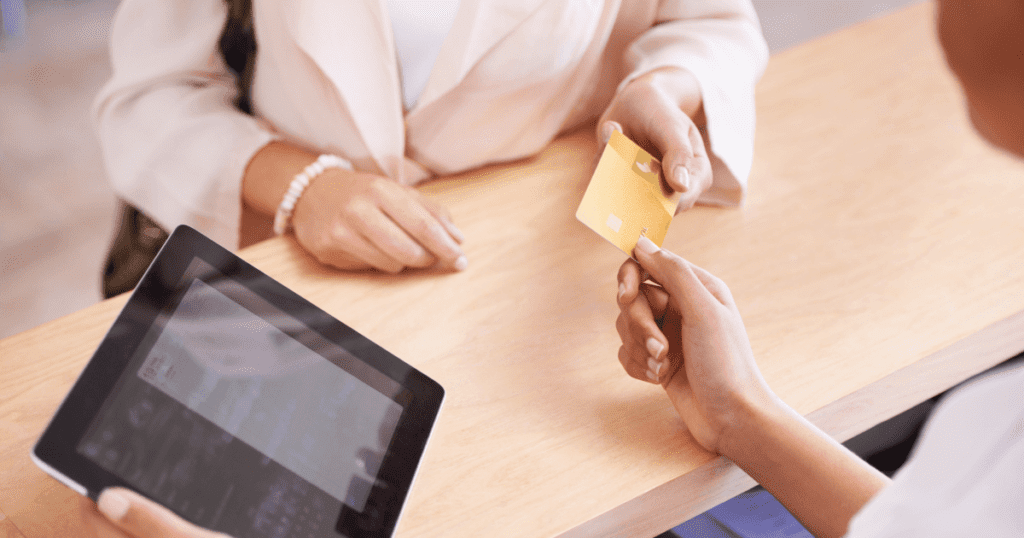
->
[632,236,713,310]
[653,120,697,195]
[98,488,230,538]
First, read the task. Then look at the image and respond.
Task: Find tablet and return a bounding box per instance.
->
[33,225,444,538]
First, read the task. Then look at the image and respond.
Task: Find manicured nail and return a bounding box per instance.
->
[674,166,691,193]
[618,282,626,301]
[646,337,664,359]
[635,235,659,255]
[646,357,663,380]
[454,255,469,271]
[600,121,622,146]
[645,369,659,382]
[97,489,130,521]
[647,357,663,376]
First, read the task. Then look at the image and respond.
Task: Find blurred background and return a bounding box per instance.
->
[0,0,920,339]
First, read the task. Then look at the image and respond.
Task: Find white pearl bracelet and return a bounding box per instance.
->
[273,154,353,236]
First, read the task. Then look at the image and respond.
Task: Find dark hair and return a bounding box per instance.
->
[218,0,257,114]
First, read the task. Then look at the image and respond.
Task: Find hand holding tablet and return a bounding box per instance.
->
[97,487,231,538]
[33,226,443,538]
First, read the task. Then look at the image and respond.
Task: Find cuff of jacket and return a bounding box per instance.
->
[618,21,768,207]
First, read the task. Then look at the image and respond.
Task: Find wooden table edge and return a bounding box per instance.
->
[559,307,1024,538]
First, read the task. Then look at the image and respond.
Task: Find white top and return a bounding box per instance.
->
[845,362,1024,537]
[386,0,460,111]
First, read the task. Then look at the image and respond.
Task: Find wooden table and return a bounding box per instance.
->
[3,3,1024,536]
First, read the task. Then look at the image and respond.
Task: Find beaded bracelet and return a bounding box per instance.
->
[273,154,353,235]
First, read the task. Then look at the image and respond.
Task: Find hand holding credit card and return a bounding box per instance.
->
[576,130,681,256]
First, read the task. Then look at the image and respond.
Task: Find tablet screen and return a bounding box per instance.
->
[75,257,410,536]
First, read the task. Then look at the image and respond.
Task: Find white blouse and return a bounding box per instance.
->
[387,0,461,111]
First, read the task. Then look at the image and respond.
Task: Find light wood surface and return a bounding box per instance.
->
[3,3,1024,537]
[0,506,27,538]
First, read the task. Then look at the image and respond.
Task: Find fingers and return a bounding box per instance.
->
[353,202,435,268]
[294,172,467,274]
[599,71,713,210]
[636,101,711,212]
[640,282,671,318]
[632,236,722,312]
[616,258,643,305]
[380,185,467,270]
[614,315,671,385]
[646,109,699,193]
[665,121,712,211]
[98,488,231,538]
[615,295,670,384]
[416,193,465,244]
[304,220,406,274]
[598,120,623,147]
[618,345,654,384]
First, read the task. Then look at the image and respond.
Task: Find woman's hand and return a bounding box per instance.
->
[290,168,467,274]
[598,67,712,212]
[617,238,891,538]
[615,236,775,453]
[97,488,231,538]
[243,141,466,274]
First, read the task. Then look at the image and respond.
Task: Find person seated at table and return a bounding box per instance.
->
[96,0,768,298]
[611,2,1024,536]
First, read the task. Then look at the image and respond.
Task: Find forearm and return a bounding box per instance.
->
[720,397,890,538]
[241,140,320,216]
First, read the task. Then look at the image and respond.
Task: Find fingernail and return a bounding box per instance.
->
[600,121,621,146]
[646,357,663,381]
[646,337,664,359]
[647,357,663,377]
[635,235,659,256]
[674,166,691,193]
[97,489,130,521]
[454,255,469,271]
[617,282,626,301]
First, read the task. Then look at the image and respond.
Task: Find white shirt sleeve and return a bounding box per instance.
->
[844,363,1024,537]
[94,0,277,248]
[621,0,768,206]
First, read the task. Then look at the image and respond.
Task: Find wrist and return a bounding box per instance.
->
[273,154,352,235]
[717,390,790,460]
[242,141,319,216]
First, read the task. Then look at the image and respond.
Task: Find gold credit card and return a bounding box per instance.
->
[576,131,680,256]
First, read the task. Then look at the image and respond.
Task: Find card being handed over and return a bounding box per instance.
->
[576,130,681,256]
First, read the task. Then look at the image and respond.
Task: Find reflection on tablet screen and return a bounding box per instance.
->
[77,258,406,537]
[137,277,401,509]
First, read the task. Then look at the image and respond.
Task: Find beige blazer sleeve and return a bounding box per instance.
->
[623,0,768,206]
[93,0,277,249]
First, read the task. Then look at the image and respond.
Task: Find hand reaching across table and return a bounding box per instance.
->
[598,67,713,214]
[615,236,889,538]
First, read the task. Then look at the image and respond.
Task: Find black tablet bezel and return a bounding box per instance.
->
[33,225,444,537]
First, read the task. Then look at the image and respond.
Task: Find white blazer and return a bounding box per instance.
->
[95,0,768,248]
